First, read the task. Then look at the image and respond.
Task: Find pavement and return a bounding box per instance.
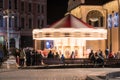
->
[0,64,120,80]
[0,56,120,80]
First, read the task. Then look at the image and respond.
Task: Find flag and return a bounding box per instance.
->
[108,14,112,28]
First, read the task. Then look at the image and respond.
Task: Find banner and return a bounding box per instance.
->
[113,12,119,27]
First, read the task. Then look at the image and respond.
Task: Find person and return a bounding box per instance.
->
[15,49,20,66]
[89,50,95,63]
[70,51,75,59]
[97,50,104,67]
[19,49,25,67]
[105,48,109,59]
[116,51,120,59]
[47,50,54,59]
[61,54,65,64]
[0,49,4,66]
[25,49,31,66]
[37,51,43,65]
[108,51,114,59]
[55,52,60,59]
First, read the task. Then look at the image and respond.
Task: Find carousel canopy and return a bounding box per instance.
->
[33,14,107,40]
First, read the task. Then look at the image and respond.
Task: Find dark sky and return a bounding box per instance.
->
[47,0,69,24]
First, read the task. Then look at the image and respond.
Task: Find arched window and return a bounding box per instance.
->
[86,10,104,27]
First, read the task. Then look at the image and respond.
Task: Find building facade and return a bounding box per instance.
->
[0,0,47,49]
[67,0,120,53]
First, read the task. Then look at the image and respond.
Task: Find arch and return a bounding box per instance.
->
[86,10,104,27]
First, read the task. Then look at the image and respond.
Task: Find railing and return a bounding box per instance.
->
[42,58,120,67]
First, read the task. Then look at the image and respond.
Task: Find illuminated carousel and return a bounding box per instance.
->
[33,14,107,58]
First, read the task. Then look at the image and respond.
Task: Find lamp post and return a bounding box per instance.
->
[3,9,14,54]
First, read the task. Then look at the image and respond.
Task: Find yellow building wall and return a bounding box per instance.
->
[69,6,107,53]
[68,0,120,53]
[103,0,119,53]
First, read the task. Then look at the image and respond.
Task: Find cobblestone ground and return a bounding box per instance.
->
[0,68,120,80]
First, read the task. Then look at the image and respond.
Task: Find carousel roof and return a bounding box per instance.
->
[48,14,93,28]
[33,14,107,40]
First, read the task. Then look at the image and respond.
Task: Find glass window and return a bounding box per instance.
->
[0,36,4,45]
[0,0,3,8]
[28,3,32,12]
[37,19,40,28]
[100,17,103,27]
[38,4,40,13]
[21,1,24,11]
[41,5,44,13]
[9,17,12,28]
[14,0,17,9]
[0,15,3,27]
[28,18,32,29]
[14,16,17,28]
[21,17,24,29]
[9,0,12,9]
[41,20,44,28]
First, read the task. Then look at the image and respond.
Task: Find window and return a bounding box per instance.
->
[0,15,3,27]
[21,1,24,11]
[9,17,12,28]
[21,17,24,29]
[28,3,32,12]
[37,4,40,13]
[0,0,3,8]
[41,5,44,13]
[37,19,40,28]
[100,17,103,27]
[14,0,17,9]
[28,18,32,29]
[41,20,44,28]
[9,0,12,9]
[14,16,17,28]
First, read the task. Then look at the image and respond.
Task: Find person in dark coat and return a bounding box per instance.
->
[89,50,95,63]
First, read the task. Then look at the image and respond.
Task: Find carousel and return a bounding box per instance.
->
[33,14,107,58]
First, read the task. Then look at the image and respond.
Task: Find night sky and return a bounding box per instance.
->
[47,0,69,24]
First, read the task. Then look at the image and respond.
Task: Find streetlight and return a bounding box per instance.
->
[3,9,14,54]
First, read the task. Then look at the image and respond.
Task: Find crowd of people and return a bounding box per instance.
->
[10,47,120,67]
[88,49,120,67]
[13,48,43,67]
